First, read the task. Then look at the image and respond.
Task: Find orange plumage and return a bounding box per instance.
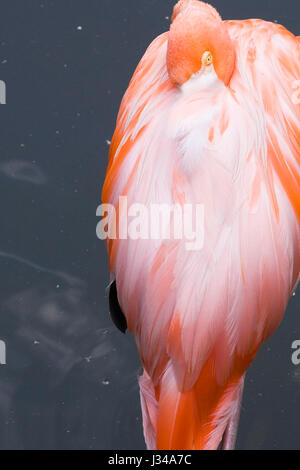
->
[103,0,300,450]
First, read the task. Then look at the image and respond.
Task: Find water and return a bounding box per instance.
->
[0,0,299,450]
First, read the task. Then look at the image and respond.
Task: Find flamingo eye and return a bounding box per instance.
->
[203,52,213,67]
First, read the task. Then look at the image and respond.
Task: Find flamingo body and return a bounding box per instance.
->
[103,1,300,450]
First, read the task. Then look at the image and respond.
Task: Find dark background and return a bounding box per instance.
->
[0,0,299,450]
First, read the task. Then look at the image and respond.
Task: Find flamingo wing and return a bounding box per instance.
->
[103,19,300,450]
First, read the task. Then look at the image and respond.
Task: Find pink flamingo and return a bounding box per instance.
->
[103,0,300,450]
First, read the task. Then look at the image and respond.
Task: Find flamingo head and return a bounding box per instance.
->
[167,0,236,87]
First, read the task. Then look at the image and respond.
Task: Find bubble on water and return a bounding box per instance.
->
[0,160,47,185]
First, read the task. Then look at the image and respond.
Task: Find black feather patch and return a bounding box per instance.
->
[109,281,127,334]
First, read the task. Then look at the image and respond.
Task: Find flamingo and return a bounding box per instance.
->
[102,0,300,450]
